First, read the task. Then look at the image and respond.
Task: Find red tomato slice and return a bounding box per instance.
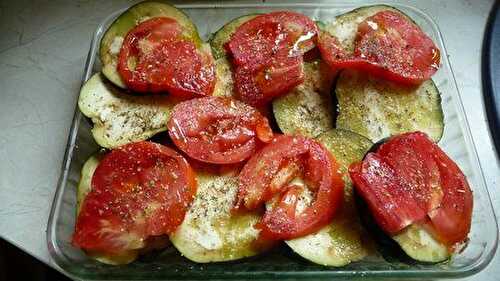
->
[317,31,355,70]
[234,50,305,106]
[167,96,273,164]
[318,11,440,85]
[427,144,473,246]
[235,135,344,240]
[72,141,196,254]
[349,154,427,234]
[349,132,472,246]
[376,133,444,212]
[354,11,440,84]
[118,17,215,97]
[226,11,315,106]
[226,11,318,68]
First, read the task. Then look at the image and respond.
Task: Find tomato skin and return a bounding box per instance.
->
[167,96,273,164]
[349,154,427,234]
[318,11,440,85]
[117,17,215,97]
[72,141,196,254]
[427,145,473,246]
[234,50,305,106]
[317,31,354,69]
[235,135,344,240]
[354,11,440,84]
[349,132,472,246]
[226,11,317,106]
[376,133,444,212]
[226,11,318,68]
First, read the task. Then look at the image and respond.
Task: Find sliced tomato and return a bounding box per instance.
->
[317,31,356,70]
[167,96,273,164]
[427,144,473,246]
[226,11,318,68]
[118,17,215,97]
[349,154,427,234]
[349,132,472,246]
[234,50,305,106]
[318,11,440,85]
[72,141,196,254]
[235,135,344,240]
[226,11,315,106]
[376,133,444,212]
[354,11,440,84]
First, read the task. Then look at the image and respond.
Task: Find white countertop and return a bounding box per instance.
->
[0,0,498,280]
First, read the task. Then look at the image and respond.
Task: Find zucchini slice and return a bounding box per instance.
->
[355,140,450,263]
[356,193,450,263]
[76,154,103,214]
[209,14,258,60]
[78,73,177,148]
[76,154,138,265]
[100,1,202,88]
[285,129,374,266]
[335,70,444,143]
[322,5,403,54]
[170,168,270,263]
[272,61,336,138]
[393,224,449,263]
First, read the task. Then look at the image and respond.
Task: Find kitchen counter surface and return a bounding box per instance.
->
[0,0,498,280]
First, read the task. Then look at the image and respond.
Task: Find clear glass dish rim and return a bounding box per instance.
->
[46,2,499,280]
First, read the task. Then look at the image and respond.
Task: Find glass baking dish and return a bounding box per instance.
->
[47,2,498,280]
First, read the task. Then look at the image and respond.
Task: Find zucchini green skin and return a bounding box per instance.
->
[100,1,202,88]
[76,154,139,265]
[209,14,259,60]
[335,70,444,143]
[285,129,374,266]
[170,168,271,263]
[272,61,336,138]
[78,73,177,149]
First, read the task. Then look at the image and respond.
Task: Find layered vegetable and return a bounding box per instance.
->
[73,142,196,256]
[318,6,440,85]
[100,1,214,96]
[235,135,345,240]
[350,132,473,261]
[75,154,171,265]
[285,129,374,266]
[225,12,318,106]
[73,2,472,267]
[167,96,272,164]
